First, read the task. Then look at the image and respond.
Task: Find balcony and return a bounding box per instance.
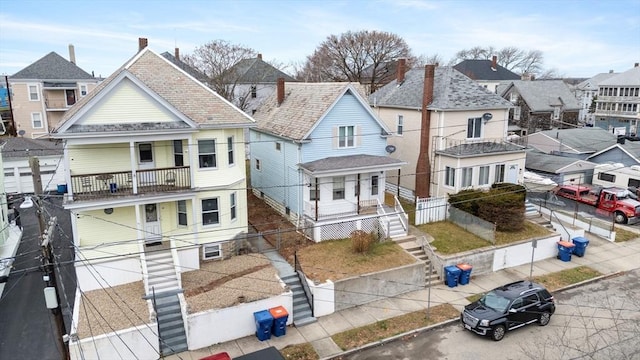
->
[436,137,526,157]
[44,99,71,111]
[70,166,190,201]
[304,199,379,221]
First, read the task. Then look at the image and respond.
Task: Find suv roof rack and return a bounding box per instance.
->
[499,280,525,290]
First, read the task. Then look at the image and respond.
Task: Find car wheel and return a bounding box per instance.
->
[538,312,551,326]
[491,325,506,341]
[614,212,627,224]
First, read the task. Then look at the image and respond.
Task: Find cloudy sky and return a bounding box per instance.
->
[1,0,639,79]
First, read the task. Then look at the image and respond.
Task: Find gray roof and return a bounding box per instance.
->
[525,150,591,173]
[599,66,640,86]
[299,154,404,174]
[534,128,618,153]
[0,137,63,158]
[252,82,371,140]
[160,52,208,83]
[10,52,94,80]
[499,80,581,112]
[437,141,525,157]
[228,57,295,84]
[55,49,254,133]
[575,72,618,91]
[369,66,513,111]
[453,60,520,81]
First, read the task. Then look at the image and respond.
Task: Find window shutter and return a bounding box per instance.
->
[332,127,338,149]
[356,125,361,146]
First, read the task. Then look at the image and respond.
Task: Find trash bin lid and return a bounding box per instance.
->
[269,306,288,318]
[254,310,273,322]
[572,237,589,245]
[558,240,575,248]
[456,263,472,271]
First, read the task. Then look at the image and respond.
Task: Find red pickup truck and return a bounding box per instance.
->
[553,185,640,224]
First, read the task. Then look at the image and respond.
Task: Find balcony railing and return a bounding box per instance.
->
[304,199,380,221]
[44,99,70,110]
[70,166,190,201]
[437,137,526,156]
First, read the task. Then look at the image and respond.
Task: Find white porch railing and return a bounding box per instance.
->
[394,196,408,231]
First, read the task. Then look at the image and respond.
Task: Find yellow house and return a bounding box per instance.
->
[52,45,255,297]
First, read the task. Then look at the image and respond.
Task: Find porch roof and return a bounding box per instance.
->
[299,154,405,175]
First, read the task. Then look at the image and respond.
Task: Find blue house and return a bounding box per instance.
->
[250,80,407,241]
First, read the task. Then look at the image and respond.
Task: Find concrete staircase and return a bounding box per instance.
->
[153,291,188,356]
[145,250,180,294]
[281,273,317,326]
[393,235,439,285]
[525,200,540,217]
[387,216,407,239]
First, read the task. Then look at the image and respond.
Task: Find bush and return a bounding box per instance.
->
[448,189,483,215]
[351,230,375,254]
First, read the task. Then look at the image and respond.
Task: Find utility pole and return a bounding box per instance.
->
[29,157,69,360]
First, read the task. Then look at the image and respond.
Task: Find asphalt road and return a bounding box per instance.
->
[342,269,640,360]
[0,194,76,359]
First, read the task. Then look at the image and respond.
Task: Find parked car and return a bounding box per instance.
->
[460,280,555,341]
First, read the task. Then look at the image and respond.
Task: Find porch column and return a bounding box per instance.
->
[314,178,319,222]
[129,141,138,194]
[356,174,361,215]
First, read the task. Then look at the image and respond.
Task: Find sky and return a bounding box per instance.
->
[1,0,639,79]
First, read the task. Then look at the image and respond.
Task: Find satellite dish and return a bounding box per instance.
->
[482,113,493,121]
[385,145,396,154]
[18,130,26,137]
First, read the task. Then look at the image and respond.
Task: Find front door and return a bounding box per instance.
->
[144,203,162,246]
[506,164,519,184]
[138,143,156,185]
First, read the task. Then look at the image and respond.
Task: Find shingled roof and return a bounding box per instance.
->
[252,82,371,140]
[369,66,513,111]
[498,80,581,112]
[228,56,295,84]
[54,48,254,133]
[0,137,63,158]
[453,59,520,81]
[11,52,94,80]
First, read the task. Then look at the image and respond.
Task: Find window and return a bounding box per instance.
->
[250,85,257,98]
[198,139,216,168]
[31,113,43,128]
[467,117,482,138]
[397,115,404,135]
[80,84,88,97]
[28,85,39,101]
[598,173,615,183]
[445,166,455,187]
[513,106,521,120]
[173,140,184,166]
[523,294,539,306]
[230,192,237,221]
[275,142,281,151]
[479,166,490,186]
[371,175,379,196]
[338,126,355,148]
[310,179,319,201]
[255,158,261,171]
[553,107,560,120]
[629,178,640,188]
[65,89,76,106]
[333,176,345,200]
[203,243,222,260]
[495,164,505,183]
[202,198,220,226]
[227,136,235,166]
[177,200,187,226]
[139,143,153,163]
[461,167,473,187]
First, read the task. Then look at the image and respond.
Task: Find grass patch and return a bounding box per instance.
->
[466,293,483,303]
[533,266,602,291]
[332,304,459,351]
[494,221,552,245]
[280,343,318,360]
[417,221,490,254]
[615,227,639,242]
[386,192,416,225]
[297,238,416,282]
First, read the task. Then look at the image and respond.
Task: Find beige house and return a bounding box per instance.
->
[370,62,526,199]
[8,48,100,138]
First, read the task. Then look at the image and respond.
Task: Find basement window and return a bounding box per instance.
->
[203,243,222,260]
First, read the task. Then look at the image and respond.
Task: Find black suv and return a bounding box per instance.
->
[460,280,555,341]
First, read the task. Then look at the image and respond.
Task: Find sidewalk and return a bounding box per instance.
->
[167,232,640,360]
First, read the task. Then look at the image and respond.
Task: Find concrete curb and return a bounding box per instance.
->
[320,270,629,360]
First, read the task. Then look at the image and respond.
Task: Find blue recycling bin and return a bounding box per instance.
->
[109,183,118,193]
[57,184,68,194]
[572,237,589,257]
[269,306,289,337]
[253,310,273,341]
[456,263,473,285]
[557,241,575,262]
[444,265,462,288]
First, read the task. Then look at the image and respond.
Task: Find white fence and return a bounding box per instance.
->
[415,196,448,225]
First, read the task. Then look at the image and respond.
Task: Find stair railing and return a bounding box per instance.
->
[549,210,571,241]
[393,196,408,232]
[294,251,314,316]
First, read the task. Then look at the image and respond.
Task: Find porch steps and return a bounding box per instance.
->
[145,250,180,295]
[154,292,188,356]
[281,273,317,326]
[387,216,407,239]
[525,200,540,217]
[394,236,439,284]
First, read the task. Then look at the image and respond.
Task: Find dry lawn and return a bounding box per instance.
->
[296,238,417,283]
[332,303,459,351]
[533,266,602,291]
[280,343,319,360]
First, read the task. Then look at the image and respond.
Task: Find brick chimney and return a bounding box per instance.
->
[68,44,76,65]
[491,55,497,71]
[174,48,180,60]
[396,58,406,83]
[257,53,262,60]
[277,77,285,106]
[138,37,148,51]
[415,65,435,198]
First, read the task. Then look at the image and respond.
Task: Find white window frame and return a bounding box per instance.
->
[177,200,187,226]
[338,126,355,148]
[371,175,379,196]
[230,192,237,221]
[396,115,404,135]
[31,112,43,128]
[202,243,222,260]
[79,84,88,97]
[28,85,39,101]
[198,139,217,169]
[513,106,521,120]
[479,166,490,186]
[333,176,345,200]
[445,166,456,187]
[173,140,184,167]
[495,164,505,183]
[467,117,482,139]
[461,167,473,188]
[202,197,220,226]
[310,179,319,201]
[227,136,235,166]
[553,107,560,120]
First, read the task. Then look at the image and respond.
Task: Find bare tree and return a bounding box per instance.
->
[296,30,414,92]
[452,46,548,76]
[415,53,445,67]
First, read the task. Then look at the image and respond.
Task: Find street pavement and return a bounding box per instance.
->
[166,227,640,360]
